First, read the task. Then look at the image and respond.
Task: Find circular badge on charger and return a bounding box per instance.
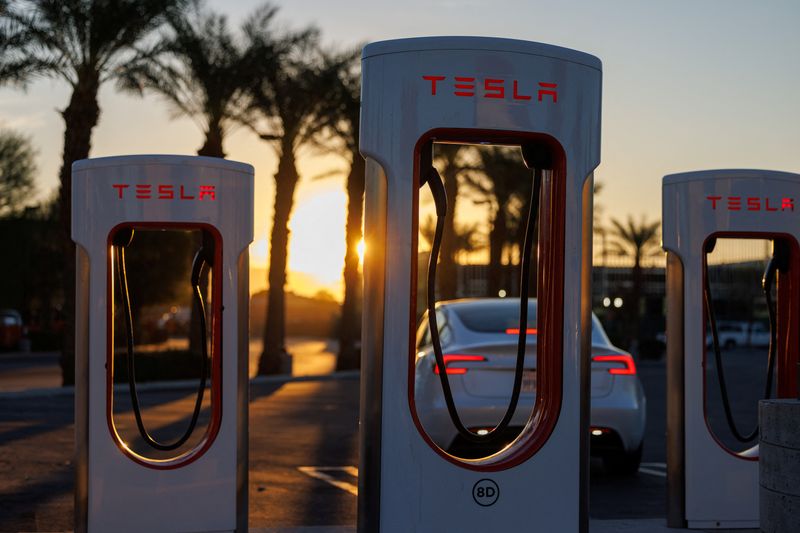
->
[472,479,500,507]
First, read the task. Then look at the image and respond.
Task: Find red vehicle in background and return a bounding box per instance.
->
[0,309,24,350]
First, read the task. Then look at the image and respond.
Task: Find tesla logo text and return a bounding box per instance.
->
[112,184,216,201]
[423,75,558,103]
[706,196,794,212]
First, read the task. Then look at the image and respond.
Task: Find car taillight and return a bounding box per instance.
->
[505,328,537,335]
[592,354,637,375]
[434,354,487,375]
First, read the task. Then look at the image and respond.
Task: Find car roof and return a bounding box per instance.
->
[437,298,538,312]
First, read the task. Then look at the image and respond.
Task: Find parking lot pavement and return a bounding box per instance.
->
[0,351,61,392]
[0,347,773,532]
[0,337,339,394]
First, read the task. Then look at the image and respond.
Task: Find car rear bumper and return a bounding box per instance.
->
[416,377,646,453]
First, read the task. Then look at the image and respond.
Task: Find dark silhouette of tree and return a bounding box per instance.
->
[314,47,363,371]
[120,1,278,357]
[246,23,333,375]
[0,129,36,217]
[433,144,473,300]
[1,0,187,384]
[608,215,661,351]
[420,215,483,259]
[462,146,532,296]
[120,0,268,158]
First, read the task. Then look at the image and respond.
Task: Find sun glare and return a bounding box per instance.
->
[287,187,347,299]
[357,238,366,267]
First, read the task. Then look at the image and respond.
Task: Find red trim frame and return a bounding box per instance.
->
[701,231,800,461]
[408,128,567,471]
[106,222,223,469]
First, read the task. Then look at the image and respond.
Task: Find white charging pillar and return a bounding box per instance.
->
[72,155,253,532]
[359,37,601,532]
[664,169,800,529]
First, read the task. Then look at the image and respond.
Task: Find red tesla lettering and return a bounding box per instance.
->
[158,184,174,199]
[765,198,778,212]
[783,198,795,211]
[538,82,558,103]
[513,80,532,101]
[484,78,504,99]
[180,185,194,200]
[199,185,216,200]
[747,197,760,211]
[135,184,152,199]
[707,195,722,209]
[454,76,475,97]
[112,184,129,199]
[728,197,741,211]
[422,75,445,95]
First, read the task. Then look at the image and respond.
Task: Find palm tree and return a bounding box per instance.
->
[462,146,532,296]
[120,1,269,158]
[433,144,472,300]
[0,128,36,217]
[1,0,187,384]
[608,215,661,351]
[420,216,484,258]
[314,48,363,371]
[246,24,334,375]
[119,2,278,357]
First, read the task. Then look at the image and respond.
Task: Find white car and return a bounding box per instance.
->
[703,320,770,349]
[414,298,647,474]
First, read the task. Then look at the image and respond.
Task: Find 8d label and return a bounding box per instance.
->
[472,479,500,507]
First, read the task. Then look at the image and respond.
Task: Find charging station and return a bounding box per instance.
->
[359,37,601,532]
[72,155,253,532]
[663,169,800,529]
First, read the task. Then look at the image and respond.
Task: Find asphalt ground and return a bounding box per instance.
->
[0,344,770,532]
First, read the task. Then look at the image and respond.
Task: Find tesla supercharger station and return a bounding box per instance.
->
[72,155,253,532]
[663,169,800,529]
[359,37,601,532]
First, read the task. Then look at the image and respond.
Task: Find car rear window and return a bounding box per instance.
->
[449,301,611,346]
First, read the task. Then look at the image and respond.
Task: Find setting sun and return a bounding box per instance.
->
[287,186,347,300]
[357,238,366,267]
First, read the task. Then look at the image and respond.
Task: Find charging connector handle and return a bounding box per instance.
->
[424,145,541,444]
[704,240,783,443]
[114,233,211,452]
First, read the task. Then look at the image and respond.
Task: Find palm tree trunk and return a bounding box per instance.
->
[197,122,225,158]
[336,151,365,371]
[190,123,225,358]
[258,143,299,375]
[439,166,459,300]
[488,208,507,296]
[59,74,100,386]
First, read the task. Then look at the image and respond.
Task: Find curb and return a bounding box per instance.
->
[0,370,360,400]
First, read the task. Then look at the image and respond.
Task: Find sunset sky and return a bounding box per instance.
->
[1,0,798,300]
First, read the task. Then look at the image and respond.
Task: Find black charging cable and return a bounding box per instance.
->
[113,228,212,451]
[703,238,786,443]
[423,142,545,444]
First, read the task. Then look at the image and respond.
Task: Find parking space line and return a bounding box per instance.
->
[638,462,667,478]
[298,466,359,495]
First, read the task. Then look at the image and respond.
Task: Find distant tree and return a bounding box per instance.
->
[1,0,187,384]
[246,23,333,375]
[608,215,661,351]
[315,47,362,371]
[0,129,36,217]
[433,144,473,300]
[462,146,532,296]
[420,215,484,259]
